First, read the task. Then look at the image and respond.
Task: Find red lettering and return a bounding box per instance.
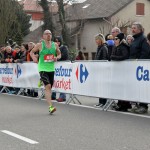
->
[2,76,13,85]
[53,78,71,90]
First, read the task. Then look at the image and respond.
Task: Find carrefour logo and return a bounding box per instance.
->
[76,64,89,83]
[136,66,150,81]
[15,64,22,78]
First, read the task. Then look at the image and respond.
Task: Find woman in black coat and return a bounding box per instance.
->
[111,33,131,111]
[94,33,108,107]
[111,33,129,61]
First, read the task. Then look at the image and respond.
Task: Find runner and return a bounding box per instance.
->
[30,30,61,114]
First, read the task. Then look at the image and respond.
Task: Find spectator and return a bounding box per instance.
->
[52,36,69,102]
[126,35,134,46]
[110,33,131,111]
[130,22,150,114]
[111,33,129,61]
[27,42,35,62]
[14,44,27,63]
[76,51,85,60]
[27,42,38,96]
[111,27,121,39]
[13,46,21,63]
[105,34,115,61]
[94,33,108,107]
[4,46,14,63]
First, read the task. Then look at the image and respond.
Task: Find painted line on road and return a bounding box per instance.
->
[1,130,38,144]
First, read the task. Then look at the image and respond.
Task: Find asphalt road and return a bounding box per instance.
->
[0,94,150,150]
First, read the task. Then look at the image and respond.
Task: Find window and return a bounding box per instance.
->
[92,52,96,60]
[83,53,88,60]
[136,3,145,16]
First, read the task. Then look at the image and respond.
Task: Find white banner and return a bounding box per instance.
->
[52,61,73,94]
[72,60,150,103]
[0,61,150,103]
[0,63,40,88]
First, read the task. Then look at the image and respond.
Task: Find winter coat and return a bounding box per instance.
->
[13,51,27,63]
[95,44,108,60]
[3,51,14,63]
[130,32,150,59]
[111,40,129,61]
[58,45,69,61]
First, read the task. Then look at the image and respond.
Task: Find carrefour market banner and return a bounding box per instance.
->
[1,61,150,103]
[0,62,73,93]
[52,61,73,94]
[72,60,150,103]
[0,63,40,88]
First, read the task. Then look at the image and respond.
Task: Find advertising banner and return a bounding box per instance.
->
[0,63,40,88]
[1,61,150,103]
[72,61,150,103]
[52,61,73,94]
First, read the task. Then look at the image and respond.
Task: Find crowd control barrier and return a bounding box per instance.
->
[0,60,150,106]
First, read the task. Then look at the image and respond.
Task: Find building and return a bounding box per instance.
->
[21,0,150,59]
[65,0,150,59]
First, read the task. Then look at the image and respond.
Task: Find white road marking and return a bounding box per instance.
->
[1,130,38,144]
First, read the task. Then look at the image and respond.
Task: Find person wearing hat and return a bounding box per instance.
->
[94,33,108,107]
[111,33,129,61]
[111,32,132,112]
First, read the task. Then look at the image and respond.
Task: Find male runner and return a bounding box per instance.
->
[30,30,61,114]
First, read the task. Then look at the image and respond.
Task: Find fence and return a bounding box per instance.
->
[0,60,150,105]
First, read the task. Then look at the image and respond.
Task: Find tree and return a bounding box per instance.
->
[0,0,17,45]
[38,0,55,35]
[8,2,31,45]
[57,0,71,47]
[0,0,31,45]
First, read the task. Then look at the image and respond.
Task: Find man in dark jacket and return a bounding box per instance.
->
[130,22,150,114]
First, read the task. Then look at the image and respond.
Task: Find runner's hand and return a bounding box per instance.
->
[54,57,57,62]
[33,57,38,63]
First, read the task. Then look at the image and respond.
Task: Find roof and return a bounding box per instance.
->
[23,26,43,43]
[20,0,58,13]
[65,0,134,21]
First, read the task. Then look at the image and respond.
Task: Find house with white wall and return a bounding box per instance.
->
[65,0,150,59]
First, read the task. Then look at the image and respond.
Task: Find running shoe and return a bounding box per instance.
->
[38,80,43,87]
[49,105,56,114]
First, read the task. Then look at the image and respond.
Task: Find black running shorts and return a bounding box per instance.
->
[39,71,54,87]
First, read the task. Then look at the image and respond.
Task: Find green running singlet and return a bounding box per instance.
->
[38,41,56,72]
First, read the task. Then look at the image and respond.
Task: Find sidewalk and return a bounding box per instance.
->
[63,94,150,116]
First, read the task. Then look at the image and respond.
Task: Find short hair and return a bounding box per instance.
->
[15,45,20,49]
[43,30,51,35]
[132,22,144,32]
[126,35,134,41]
[112,27,121,33]
[5,46,12,50]
[147,33,150,41]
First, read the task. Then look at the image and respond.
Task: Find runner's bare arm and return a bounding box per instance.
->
[30,43,41,63]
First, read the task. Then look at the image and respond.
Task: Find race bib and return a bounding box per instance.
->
[44,54,54,62]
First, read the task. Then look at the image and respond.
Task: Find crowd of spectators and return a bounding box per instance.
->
[94,22,150,114]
